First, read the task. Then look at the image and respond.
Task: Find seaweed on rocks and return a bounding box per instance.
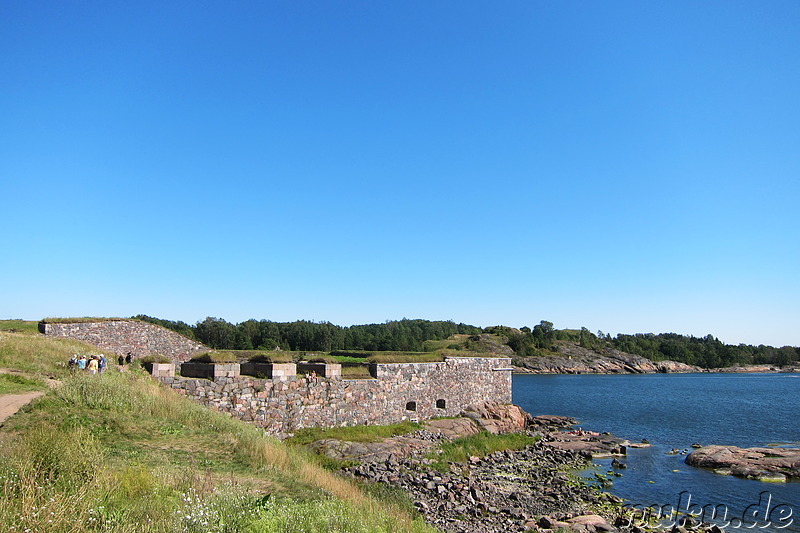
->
[343,438,621,533]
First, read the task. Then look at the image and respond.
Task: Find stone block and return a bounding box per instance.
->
[271,363,296,380]
[148,363,175,378]
[214,364,241,379]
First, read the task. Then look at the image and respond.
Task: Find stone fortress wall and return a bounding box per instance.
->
[159,357,513,437]
[40,319,208,361]
[42,319,513,436]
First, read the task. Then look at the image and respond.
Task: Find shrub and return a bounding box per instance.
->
[247,353,293,364]
[189,351,236,363]
[138,353,172,364]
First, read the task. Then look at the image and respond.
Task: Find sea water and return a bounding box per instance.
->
[513,373,799,531]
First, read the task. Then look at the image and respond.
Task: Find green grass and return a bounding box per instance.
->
[426,431,537,471]
[287,421,423,446]
[0,372,46,394]
[40,316,129,324]
[366,352,444,363]
[422,338,458,352]
[0,320,39,334]
[341,364,373,379]
[189,351,237,363]
[329,354,368,363]
[243,351,294,363]
[0,331,437,533]
[0,329,93,378]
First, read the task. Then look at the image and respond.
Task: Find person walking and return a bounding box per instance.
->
[87,356,99,375]
[77,355,87,371]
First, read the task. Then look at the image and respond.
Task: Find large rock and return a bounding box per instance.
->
[424,417,481,439]
[460,401,532,434]
[685,445,800,480]
[529,415,577,429]
[544,429,631,458]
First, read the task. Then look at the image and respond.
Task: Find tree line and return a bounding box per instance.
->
[611,332,799,368]
[133,315,799,368]
[133,315,480,352]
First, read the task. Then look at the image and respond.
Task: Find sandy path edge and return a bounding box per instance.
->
[0,391,45,425]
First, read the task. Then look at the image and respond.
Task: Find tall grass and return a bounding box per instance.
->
[0,372,46,394]
[0,333,436,532]
[0,331,94,377]
[0,320,39,334]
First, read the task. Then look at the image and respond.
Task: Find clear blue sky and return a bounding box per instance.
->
[2,1,798,347]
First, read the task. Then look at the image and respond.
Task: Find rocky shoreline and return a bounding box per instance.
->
[513,346,701,374]
[317,410,658,533]
[310,403,791,532]
[344,436,621,533]
[513,345,800,375]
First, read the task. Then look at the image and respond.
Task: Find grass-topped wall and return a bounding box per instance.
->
[40,319,208,362]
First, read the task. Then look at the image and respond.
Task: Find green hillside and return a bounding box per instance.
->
[0,328,434,533]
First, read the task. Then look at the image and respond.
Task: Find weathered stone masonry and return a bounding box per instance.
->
[40,320,513,436]
[159,357,512,437]
[40,320,208,361]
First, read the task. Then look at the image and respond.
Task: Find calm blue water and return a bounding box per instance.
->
[513,373,799,531]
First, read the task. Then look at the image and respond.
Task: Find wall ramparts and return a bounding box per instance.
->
[159,357,512,437]
[41,320,208,362]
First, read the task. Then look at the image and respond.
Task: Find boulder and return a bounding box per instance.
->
[460,401,532,434]
[685,445,800,480]
[424,417,481,439]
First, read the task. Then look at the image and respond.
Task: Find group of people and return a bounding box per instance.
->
[68,354,108,375]
[68,352,134,375]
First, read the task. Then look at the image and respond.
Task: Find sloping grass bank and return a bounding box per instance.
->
[0,331,435,533]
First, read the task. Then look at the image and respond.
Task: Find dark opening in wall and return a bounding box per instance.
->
[405,401,417,411]
[436,399,446,409]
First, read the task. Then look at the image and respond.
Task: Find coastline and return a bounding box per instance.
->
[512,372,800,533]
[512,361,800,375]
[339,415,630,533]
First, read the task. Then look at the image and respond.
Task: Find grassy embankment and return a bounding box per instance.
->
[0,322,435,533]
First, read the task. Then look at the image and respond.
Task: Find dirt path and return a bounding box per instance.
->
[0,390,45,426]
[0,368,61,426]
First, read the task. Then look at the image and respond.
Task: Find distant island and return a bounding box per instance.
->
[128,315,799,373]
